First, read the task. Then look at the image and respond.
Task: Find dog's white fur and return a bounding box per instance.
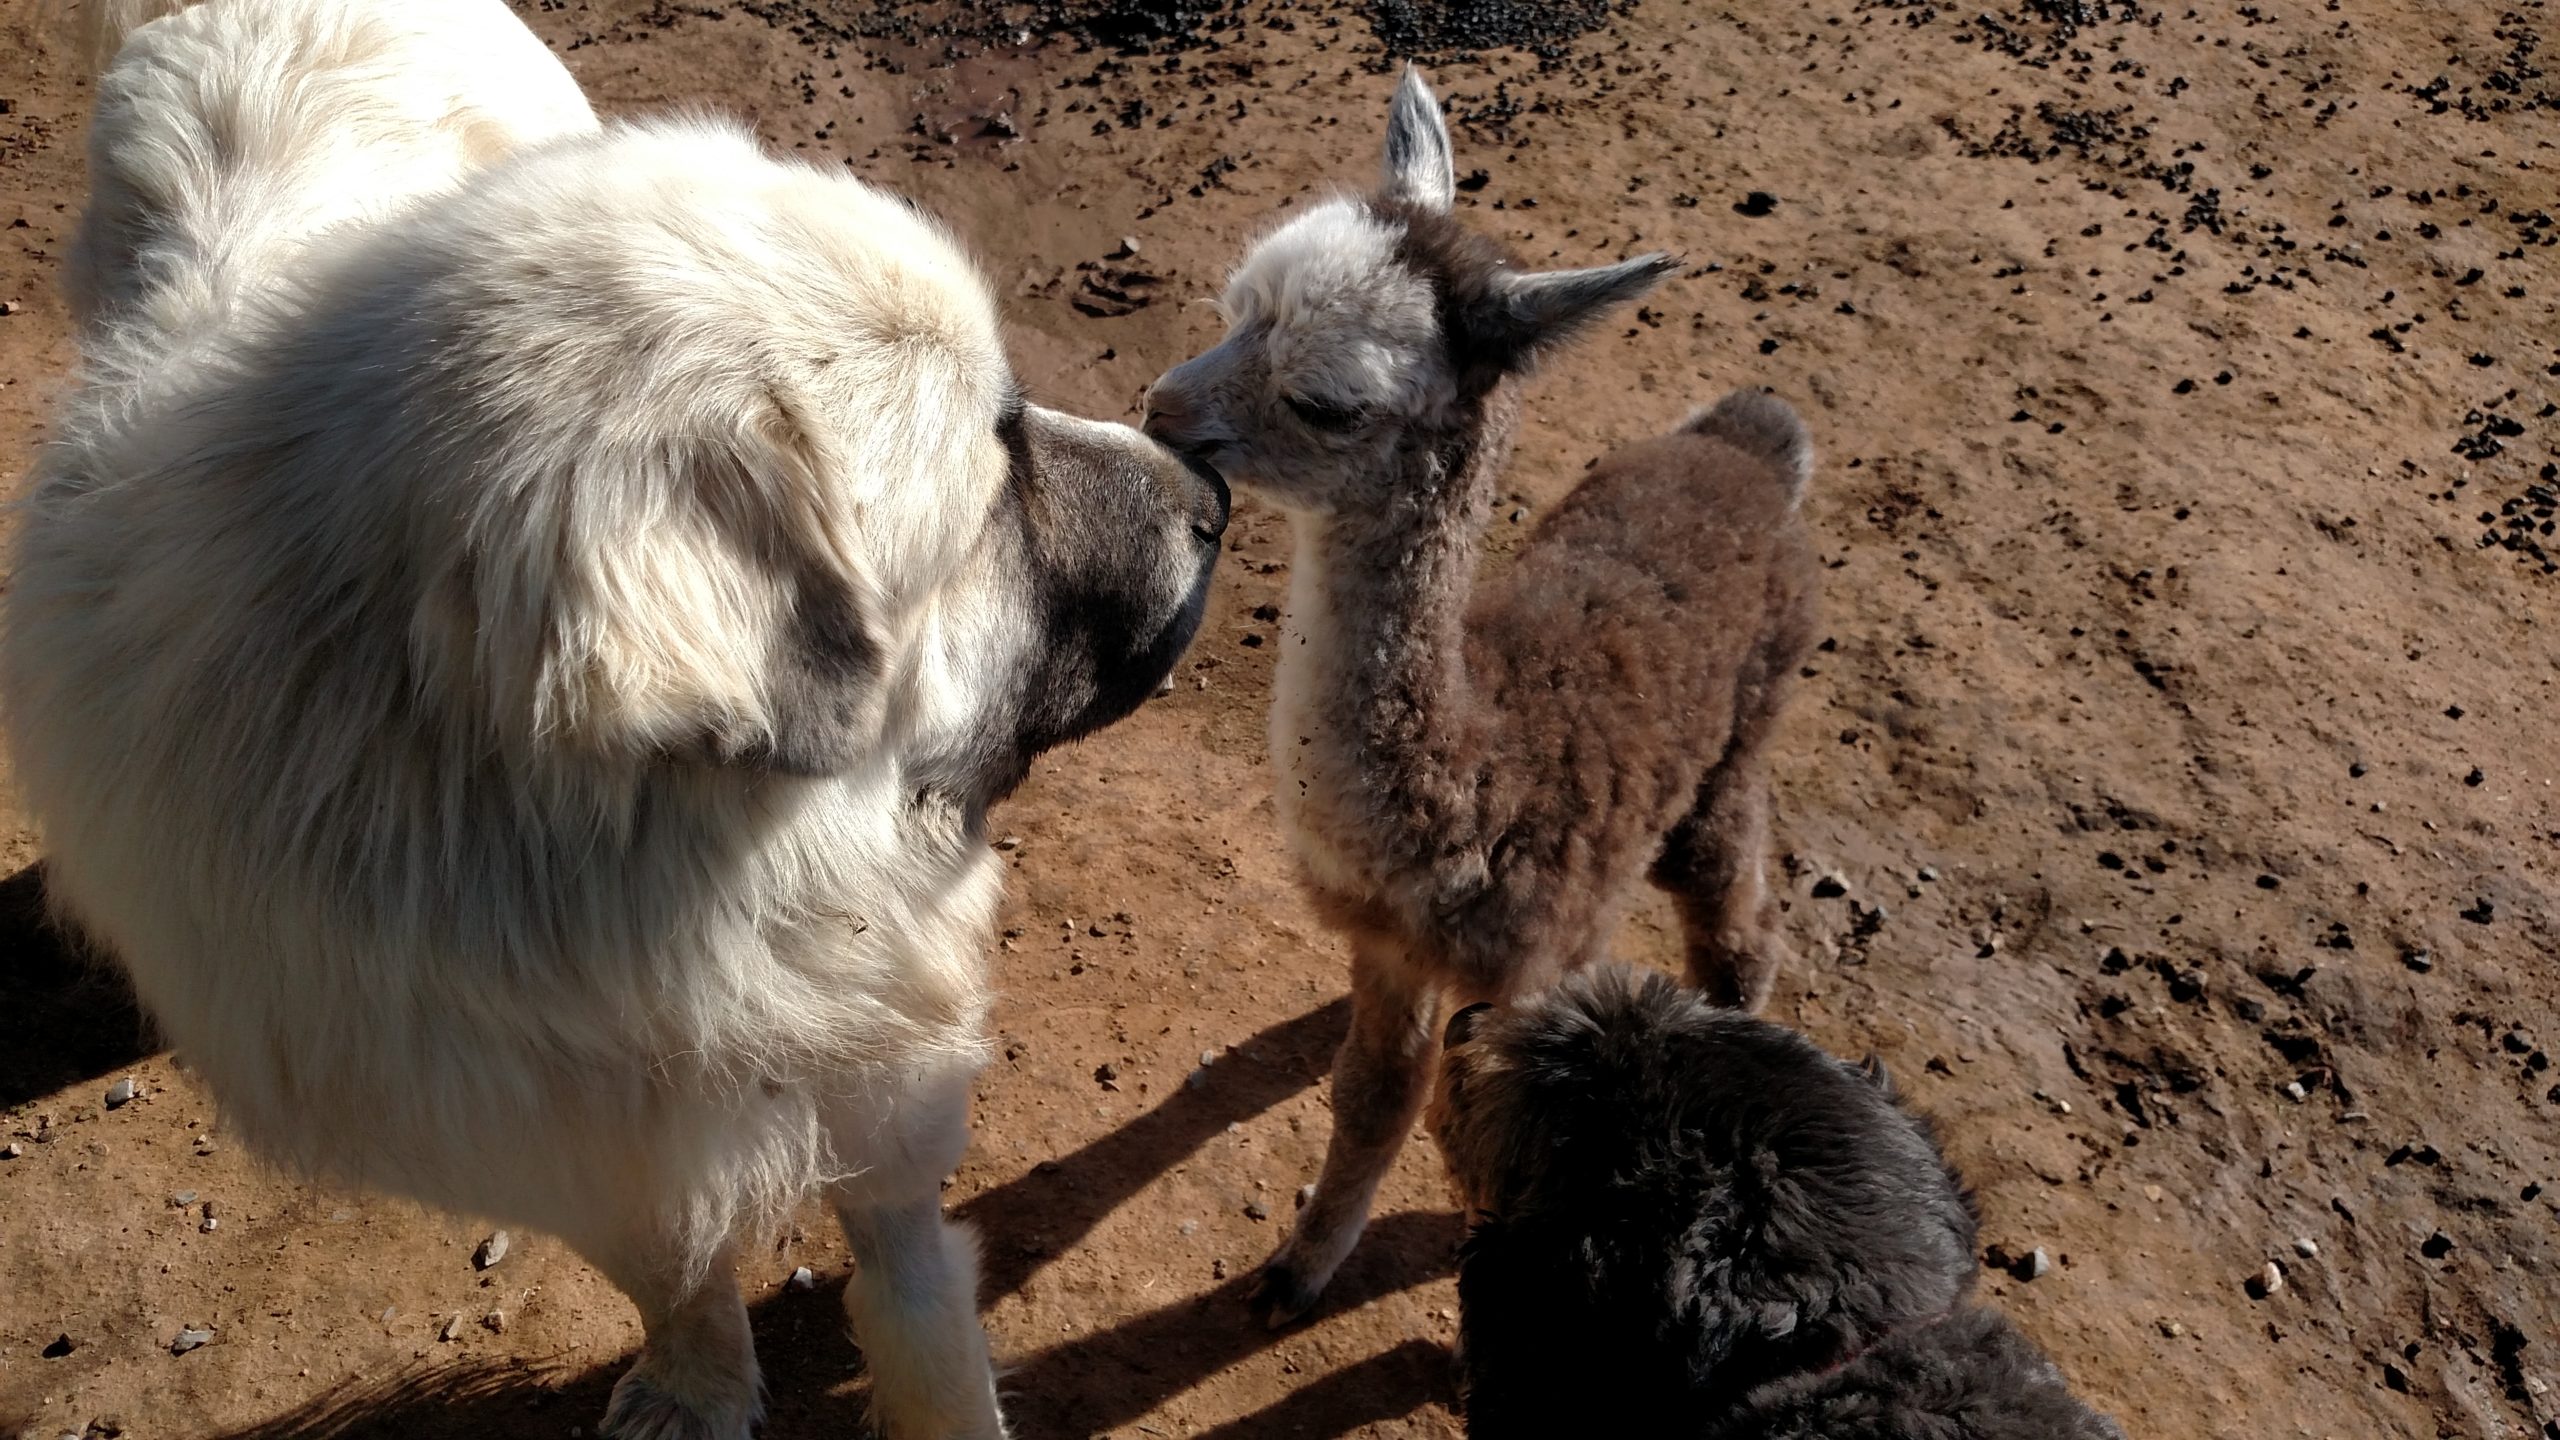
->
[6,3,1219,1436]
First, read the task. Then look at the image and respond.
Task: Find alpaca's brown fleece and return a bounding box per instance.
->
[1287,377,1819,1000]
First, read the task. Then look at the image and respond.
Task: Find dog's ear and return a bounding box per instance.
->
[521,384,888,776]
[1444,1001,1496,1049]
[1858,1052,1898,1098]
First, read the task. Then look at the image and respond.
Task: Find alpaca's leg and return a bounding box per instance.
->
[824,1063,1006,1440]
[1253,934,1440,1327]
[1653,740,1792,1014]
[576,1231,761,1440]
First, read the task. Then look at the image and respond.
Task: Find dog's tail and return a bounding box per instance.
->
[1683,387,1814,508]
[60,0,199,74]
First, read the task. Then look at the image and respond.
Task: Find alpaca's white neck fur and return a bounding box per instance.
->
[1267,424,1504,897]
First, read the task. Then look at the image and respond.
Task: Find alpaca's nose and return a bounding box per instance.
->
[1142,381,1200,450]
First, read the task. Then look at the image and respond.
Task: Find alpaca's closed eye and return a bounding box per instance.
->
[1285,393,1367,432]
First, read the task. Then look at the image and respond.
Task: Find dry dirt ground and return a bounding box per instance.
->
[4,0,2559,1436]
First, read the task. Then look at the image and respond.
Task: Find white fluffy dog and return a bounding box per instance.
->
[3,3,1229,1437]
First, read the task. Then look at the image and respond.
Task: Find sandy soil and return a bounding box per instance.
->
[3,1,2557,1436]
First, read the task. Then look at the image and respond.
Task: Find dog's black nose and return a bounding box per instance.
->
[1444,1002,1494,1049]
[1188,455,1231,543]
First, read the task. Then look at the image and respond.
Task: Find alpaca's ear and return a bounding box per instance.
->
[1380,66,1454,213]
[1469,253,1678,366]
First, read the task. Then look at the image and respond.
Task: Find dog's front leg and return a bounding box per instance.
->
[582,1237,761,1440]
[825,1064,1004,1440]
[834,1193,1004,1440]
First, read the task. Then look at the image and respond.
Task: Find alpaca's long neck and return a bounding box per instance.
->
[1274,391,1519,866]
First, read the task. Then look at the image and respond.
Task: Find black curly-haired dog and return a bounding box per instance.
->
[1430,965,2125,1439]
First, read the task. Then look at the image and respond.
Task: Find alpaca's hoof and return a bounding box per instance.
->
[1246,1256,1325,1329]
[603,1366,757,1440]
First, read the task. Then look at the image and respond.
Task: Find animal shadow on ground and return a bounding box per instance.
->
[0,862,157,1111]
[201,995,1461,1439]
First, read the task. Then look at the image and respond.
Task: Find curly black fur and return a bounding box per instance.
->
[1432,966,2125,1438]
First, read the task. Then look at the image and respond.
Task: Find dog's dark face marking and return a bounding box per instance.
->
[916,400,1226,811]
[1432,966,1979,1421]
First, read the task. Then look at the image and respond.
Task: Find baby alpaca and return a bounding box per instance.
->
[1144,67,1818,1321]
[1434,967,2127,1439]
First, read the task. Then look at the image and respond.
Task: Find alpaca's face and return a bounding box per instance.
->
[1143,198,1458,513]
[1144,68,1674,515]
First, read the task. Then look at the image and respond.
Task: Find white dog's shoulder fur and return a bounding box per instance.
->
[8,3,1224,1436]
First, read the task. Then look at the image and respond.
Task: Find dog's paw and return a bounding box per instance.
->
[603,1366,758,1440]
[1245,1255,1326,1330]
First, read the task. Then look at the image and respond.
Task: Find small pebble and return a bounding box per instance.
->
[2158,1318,2185,1338]
[1,1142,21,1159]
[199,1216,218,1234]
[2282,1080,2308,1102]
[786,1266,816,1292]
[1210,1257,1227,1279]
[473,1230,510,1270]
[104,1077,137,1109]
[1918,865,1940,882]
[1243,1200,1270,1222]
[1177,1218,1199,1236]
[439,1315,464,1343]
[0,299,21,316]
[2018,1247,2052,1280]
[1811,872,1849,899]
[993,835,1022,851]
[2293,1236,2319,1259]
[1199,1049,1218,1068]
[1296,1182,1317,1209]
[481,1310,508,1335]
[170,1190,198,1208]
[170,1328,214,1355]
